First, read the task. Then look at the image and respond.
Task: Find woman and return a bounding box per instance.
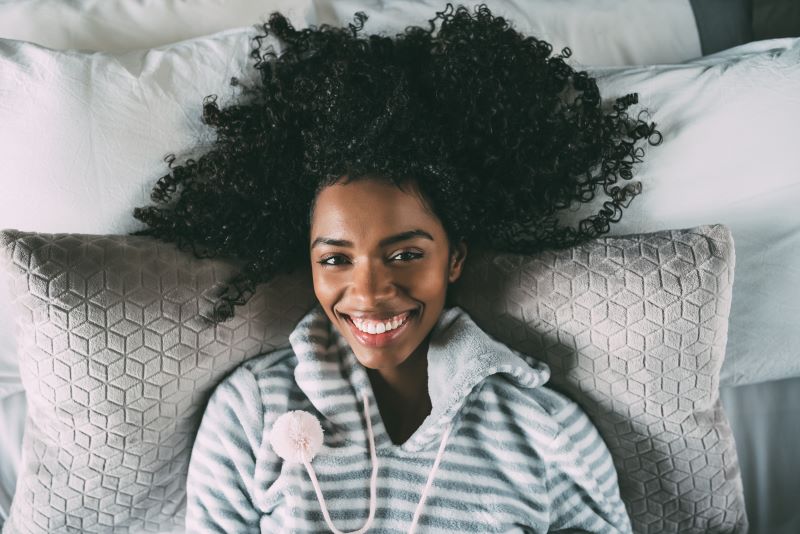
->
[132,3,660,532]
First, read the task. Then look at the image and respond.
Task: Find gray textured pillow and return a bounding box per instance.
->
[0,231,318,533]
[0,224,746,533]
[451,223,747,534]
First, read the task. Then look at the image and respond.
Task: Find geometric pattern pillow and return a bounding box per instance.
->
[0,225,747,533]
[451,224,748,534]
[0,230,317,533]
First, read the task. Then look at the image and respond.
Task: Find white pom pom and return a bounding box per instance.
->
[269,410,324,464]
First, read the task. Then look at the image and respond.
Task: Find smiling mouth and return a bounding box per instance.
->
[342,310,417,348]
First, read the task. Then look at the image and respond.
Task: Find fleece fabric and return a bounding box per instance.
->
[185,303,632,533]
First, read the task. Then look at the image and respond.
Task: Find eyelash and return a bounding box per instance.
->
[317,251,423,267]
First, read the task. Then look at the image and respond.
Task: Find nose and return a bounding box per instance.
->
[350,257,397,305]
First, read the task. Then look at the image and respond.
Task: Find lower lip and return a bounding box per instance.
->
[344,312,416,348]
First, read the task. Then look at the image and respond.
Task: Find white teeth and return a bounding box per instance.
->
[352,312,410,335]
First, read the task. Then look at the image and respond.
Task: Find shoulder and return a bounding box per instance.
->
[236,345,296,378]
[479,377,616,496]
[479,374,595,446]
[195,346,300,453]
[219,345,297,386]
[203,345,297,411]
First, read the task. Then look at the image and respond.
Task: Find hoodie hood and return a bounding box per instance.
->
[288,303,550,453]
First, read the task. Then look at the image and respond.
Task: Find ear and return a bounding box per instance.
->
[447,239,468,283]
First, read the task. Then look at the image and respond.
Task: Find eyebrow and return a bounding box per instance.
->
[311,229,434,250]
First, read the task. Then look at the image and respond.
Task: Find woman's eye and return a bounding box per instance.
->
[391,251,423,262]
[317,251,422,267]
[318,255,346,266]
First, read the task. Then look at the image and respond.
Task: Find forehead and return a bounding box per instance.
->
[310,179,439,234]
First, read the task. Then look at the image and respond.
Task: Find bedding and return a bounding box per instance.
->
[451,224,746,533]
[313,0,702,66]
[0,0,313,53]
[0,225,745,533]
[0,230,319,533]
[0,0,702,65]
[720,376,800,534]
[0,1,797,532]
[570,37,800,387]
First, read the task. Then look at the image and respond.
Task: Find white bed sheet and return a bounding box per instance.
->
[0,391,24,525]
[720,377,800,534]
[0,0,312,53]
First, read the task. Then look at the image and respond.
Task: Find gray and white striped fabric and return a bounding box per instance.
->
[185,303,631,533]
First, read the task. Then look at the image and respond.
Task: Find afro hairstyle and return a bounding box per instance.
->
[131,2,663,322]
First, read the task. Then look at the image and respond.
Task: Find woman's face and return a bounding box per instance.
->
[309,177,467,372]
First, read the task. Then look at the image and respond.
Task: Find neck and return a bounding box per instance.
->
[367,337,432,442]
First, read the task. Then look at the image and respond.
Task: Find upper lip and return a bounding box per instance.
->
[343,310,416,321]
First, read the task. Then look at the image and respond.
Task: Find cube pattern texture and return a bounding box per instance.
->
[451,224,746,534]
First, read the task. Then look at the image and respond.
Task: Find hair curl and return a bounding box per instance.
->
[131,2,662,322]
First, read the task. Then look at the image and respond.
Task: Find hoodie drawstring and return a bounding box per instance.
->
[271,391,453,534]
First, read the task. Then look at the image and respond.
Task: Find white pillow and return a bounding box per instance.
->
[0,30,260,234]
[313,0,702,66]
[0,0,701,65]
[0,0,313,52]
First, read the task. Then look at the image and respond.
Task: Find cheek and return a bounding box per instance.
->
[310,268,339,300]
[409,266,448,296]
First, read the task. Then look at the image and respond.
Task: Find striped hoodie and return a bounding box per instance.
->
[185,304,632,533]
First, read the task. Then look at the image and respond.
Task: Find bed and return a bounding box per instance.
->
[0,1,798,533]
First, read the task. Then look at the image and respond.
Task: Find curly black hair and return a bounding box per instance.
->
[131,2,662,322]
